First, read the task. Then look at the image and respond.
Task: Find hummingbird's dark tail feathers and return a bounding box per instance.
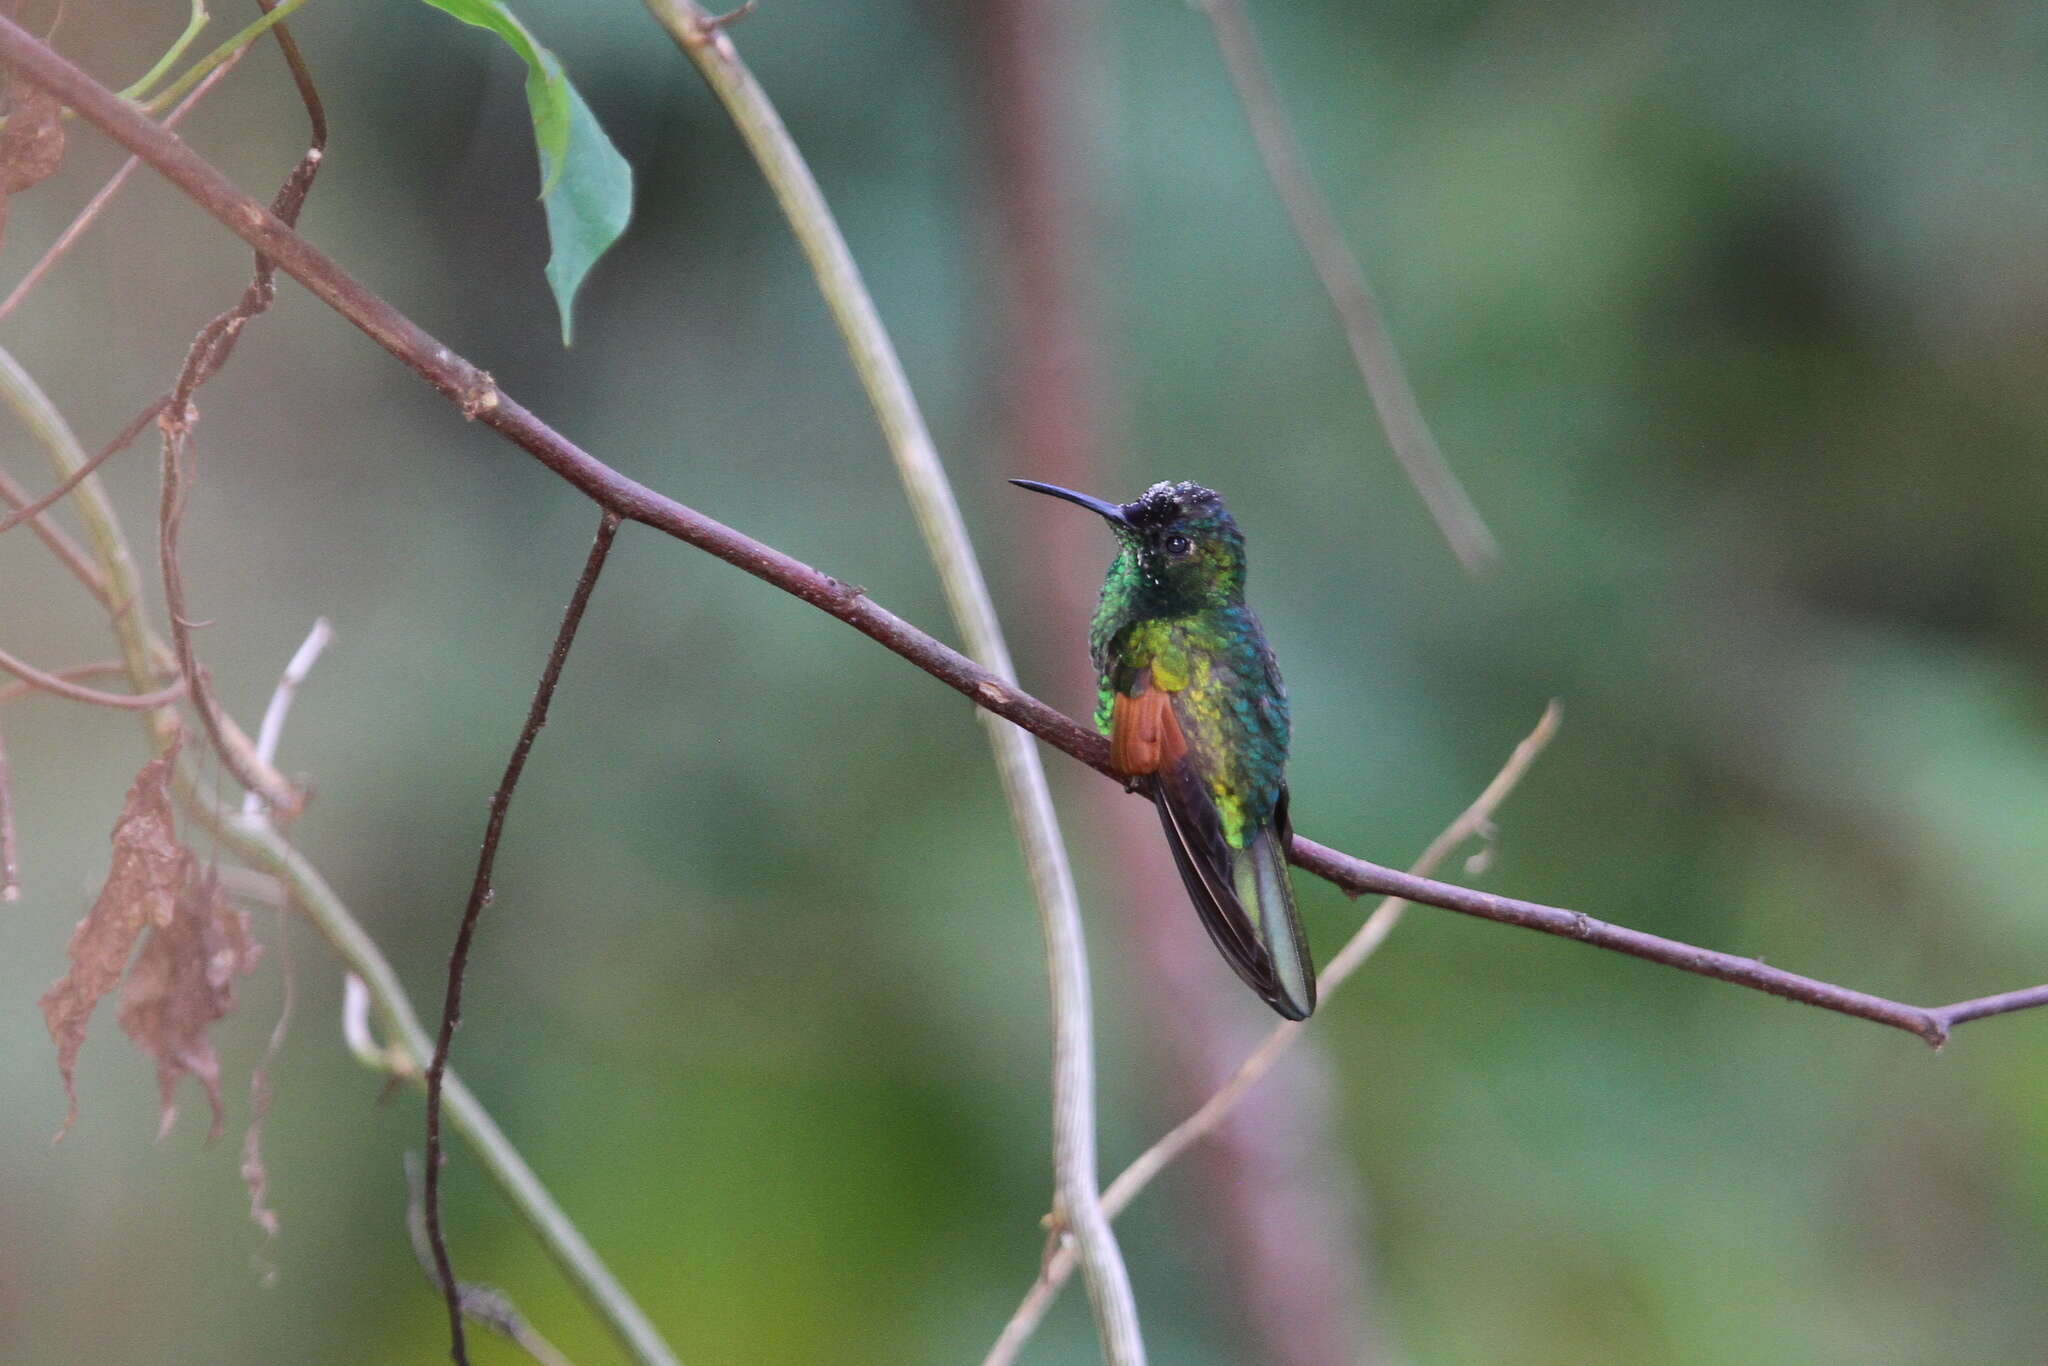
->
[1150,769,1318,1021]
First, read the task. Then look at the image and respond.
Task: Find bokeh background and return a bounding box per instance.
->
[6,1,2048,1362]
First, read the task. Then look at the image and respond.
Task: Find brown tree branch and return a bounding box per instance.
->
[424,510,622,1366]
[3,17,2041,1049]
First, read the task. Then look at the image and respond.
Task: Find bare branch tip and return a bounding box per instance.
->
[703,0,758,32]
[1921,1014,1951,1050]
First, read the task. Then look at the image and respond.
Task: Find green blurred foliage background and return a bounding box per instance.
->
[5,1,2048,1362]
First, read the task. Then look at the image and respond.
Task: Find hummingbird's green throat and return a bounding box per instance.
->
[1012,479,1316,1020]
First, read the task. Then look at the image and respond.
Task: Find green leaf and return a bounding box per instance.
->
[420,0,634,344]
[539,82,635,347]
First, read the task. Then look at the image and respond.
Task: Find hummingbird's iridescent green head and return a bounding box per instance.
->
[1011,479,1248,611]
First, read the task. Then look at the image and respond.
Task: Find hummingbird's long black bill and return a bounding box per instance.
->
[1009,479,1129,525]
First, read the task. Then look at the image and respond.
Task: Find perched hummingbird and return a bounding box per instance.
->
[1012,479,1316,1019]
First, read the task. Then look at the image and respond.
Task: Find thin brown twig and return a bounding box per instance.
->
[0,49,243,324]
[0,358,285,789]
[156,404,308,808]
[0,718,18,901]
[0,641,187,709]
[424,510,622,1366]
[11,18,2045,1047]
[153,0,327,819]
[701,0,756,32]
[985,702,1562,1363]
[255,0,326,150]
[0,463,108,603]
[405,1154,581,1366]
[1195,0,1498,573]
[0,659,138,705]
[0,398,163,537]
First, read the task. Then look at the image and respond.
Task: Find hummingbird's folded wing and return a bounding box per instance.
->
[1112,679,1312,1018]
[1151,757,1289,1007]
[1108,684,1187,774]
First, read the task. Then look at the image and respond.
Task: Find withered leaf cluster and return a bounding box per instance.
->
[39,747,262,1141]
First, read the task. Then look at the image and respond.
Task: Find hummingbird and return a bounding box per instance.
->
[1012,478,1316,1019]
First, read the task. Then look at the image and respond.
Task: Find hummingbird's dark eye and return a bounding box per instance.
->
[1164,534,1194,558]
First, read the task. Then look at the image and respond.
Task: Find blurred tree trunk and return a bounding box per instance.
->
[957,3,1386,1361]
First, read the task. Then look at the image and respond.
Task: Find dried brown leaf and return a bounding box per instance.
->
[0,82,66,248]
[39,748,187,1139]
[118,869,262,1142]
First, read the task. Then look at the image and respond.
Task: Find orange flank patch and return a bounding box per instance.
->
[1110,685,1189,776]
